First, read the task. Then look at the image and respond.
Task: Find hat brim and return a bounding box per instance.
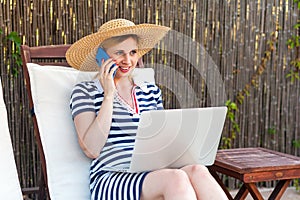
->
[66,24,170,71]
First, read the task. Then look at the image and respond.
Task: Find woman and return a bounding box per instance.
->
[66,19,227,200]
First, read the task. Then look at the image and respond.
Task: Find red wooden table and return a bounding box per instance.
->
[208,148,300,200]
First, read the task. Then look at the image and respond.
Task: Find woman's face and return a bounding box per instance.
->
[105,37,139,78]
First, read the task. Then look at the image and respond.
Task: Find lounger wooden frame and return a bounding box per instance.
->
[21,44,72,199]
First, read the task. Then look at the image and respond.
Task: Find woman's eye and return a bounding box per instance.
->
[130,50,137,55]
[115,51,123,55]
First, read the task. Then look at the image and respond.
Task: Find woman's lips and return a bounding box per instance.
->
[118,66,130,73]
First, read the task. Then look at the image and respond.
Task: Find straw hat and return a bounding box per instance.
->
[66,19,170,71]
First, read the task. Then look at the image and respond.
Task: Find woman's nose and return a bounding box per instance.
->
[122,53,131,64]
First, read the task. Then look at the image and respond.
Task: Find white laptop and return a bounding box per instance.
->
[129,107,227,172]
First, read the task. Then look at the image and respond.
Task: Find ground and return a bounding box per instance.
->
[230,187,300,200]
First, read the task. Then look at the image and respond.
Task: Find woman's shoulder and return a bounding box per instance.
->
[136,81,159,89]
[135,81,161,95]
[71,80,103,99]
[72,80,102,92]
[73,80,96,89]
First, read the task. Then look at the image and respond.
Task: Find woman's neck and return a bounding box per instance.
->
[114,77,133,91]
[114,76,135,109]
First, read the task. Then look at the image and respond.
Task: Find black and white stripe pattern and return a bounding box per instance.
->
[70,79,163,200]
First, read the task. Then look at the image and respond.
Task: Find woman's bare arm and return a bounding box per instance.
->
[74,95,114,158]
[73,59,118,159]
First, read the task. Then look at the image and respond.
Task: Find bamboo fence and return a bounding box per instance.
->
[0,0,300,194]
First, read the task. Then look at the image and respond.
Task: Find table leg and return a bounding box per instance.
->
[209,168,234,200]
[234,184,249,200]
[268,179,291,200]
[245,183,264,200]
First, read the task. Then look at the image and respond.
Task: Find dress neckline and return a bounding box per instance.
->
[115,86,139,114]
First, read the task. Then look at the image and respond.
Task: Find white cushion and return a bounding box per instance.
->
[132,67,155,85]
[26,63,154,199]
[0,78,23,200]
[27,63,94,199]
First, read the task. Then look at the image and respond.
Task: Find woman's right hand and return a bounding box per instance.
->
[98,58,119,98]
[74,58,119,159]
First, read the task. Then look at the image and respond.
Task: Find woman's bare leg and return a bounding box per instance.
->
[181,165,227,200]
[141,168,197,200]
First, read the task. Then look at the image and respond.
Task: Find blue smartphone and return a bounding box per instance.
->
[95,47,116,77]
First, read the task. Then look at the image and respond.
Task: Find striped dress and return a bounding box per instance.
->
[70,79,163,200]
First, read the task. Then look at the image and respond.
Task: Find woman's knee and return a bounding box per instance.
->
[167,169,190,186]
[142,169,196,199]
[182,164,211,179]
[163,169,196,197]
